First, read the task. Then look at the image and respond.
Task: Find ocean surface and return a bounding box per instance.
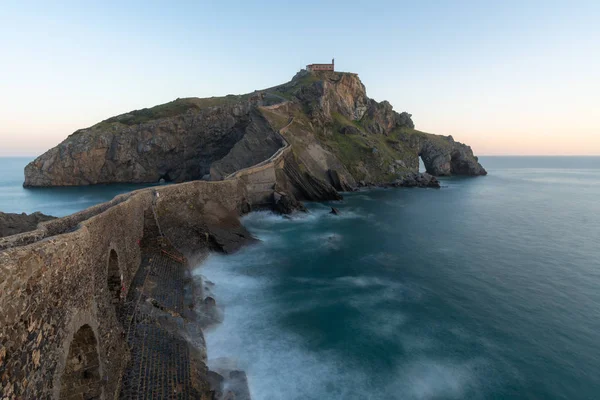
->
[0,157,159,217]
[2,156,600,399]
[196,156,600,400]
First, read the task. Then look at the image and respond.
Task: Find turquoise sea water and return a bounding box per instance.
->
[2,156,600,399]
[0,157,159,217]
[196,156,600,400]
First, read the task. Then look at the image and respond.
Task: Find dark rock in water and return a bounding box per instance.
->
[160,199,256,255]
[207,226,256,254]
[273,191,307,214]
[419,137,487,176]
[208,368,251,400]
[204,296,216,306]
[226,371,251,400]
[394,172,440,188]
[207,370,225,397]
[198,295,222,328]
[330,207,341,215]
[0,211,56,238]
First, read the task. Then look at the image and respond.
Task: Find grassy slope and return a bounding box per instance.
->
[320,113,420,182]
[260,95,432,184]
[98,95,252,127]
[84,73,314,133]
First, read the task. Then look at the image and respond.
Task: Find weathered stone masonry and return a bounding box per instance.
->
[0,128,297,398]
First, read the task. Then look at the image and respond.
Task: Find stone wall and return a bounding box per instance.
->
[0,136,292,398]
[0,189,151,399]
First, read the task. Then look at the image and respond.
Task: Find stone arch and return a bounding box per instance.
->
[107,248,122,306]
[59,324,103,399]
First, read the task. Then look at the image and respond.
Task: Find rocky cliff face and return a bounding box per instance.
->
[24,96,282,186]
[263,70,486,186]
[24,70,486,192]
[0,211,56,238]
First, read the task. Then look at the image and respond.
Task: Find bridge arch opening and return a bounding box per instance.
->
[107,249,121,306]
[59,324,103,399]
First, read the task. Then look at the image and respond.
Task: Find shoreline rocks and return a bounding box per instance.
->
[273,191,307,214]
[391,172,441,188]
[0,211,56,238]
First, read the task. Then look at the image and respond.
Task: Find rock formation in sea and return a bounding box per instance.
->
[24,70,486,199]
[0,211,56,238]
[392,172,441,188]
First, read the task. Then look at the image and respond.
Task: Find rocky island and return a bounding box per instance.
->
[1,69,486,399]
[24,69,485,193]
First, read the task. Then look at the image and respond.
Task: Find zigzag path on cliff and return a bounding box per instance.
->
[24,70,486,200]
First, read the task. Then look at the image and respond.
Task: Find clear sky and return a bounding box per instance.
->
[1,0,598,156]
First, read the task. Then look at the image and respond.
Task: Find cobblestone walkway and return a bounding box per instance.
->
[117,209,204,399]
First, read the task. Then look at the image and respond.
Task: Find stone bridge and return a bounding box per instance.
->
[0,113,298,399]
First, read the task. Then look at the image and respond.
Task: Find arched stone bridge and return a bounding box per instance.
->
[0,121,296,398]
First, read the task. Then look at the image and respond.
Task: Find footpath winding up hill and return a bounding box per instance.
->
[24,70,486,204]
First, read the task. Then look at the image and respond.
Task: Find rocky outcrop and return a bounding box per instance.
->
[277,153,342,202]
[418,135,487,176]
[208,369,252,400]
[155,186,256,255]
[273,191,307,214]
[363,99,414,135]
[328,169,354,192]
[266,70,484,183]
[24,97,281,187]
[0,211,56,238]
[393,172,440,188]
[279,70,414,135]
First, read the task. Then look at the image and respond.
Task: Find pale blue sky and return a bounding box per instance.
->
[1,0,599,156]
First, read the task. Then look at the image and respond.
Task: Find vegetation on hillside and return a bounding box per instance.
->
[93,95,251,128]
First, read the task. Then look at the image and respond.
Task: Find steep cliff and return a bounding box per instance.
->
[24,96,282,186]
[24,70,485,191]
[262,70,486,185]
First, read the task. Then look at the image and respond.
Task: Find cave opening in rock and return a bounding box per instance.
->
[107,249,121,307]
[159,173,173,183]
[59,324,103,399]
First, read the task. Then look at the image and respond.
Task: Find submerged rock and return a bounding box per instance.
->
[208,360,252,400]
[330,207,341,215]
[419,137,487,176]
[204,296,216,307]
